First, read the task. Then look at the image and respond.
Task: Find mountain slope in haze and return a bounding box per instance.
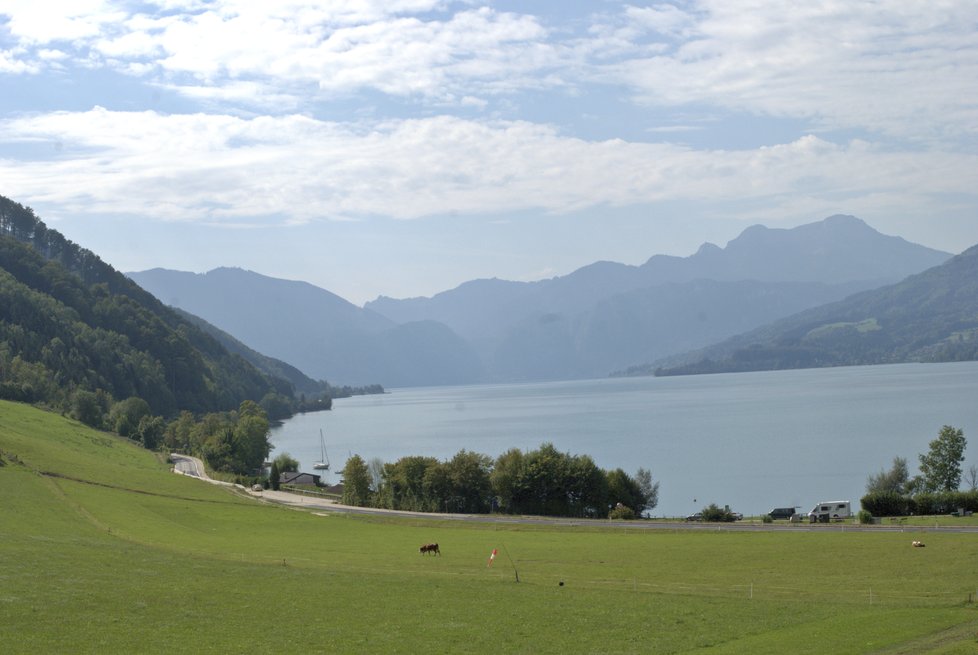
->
[650,243,978,376]
[0,195,291,416]
[368,215,949,336]
[366,215,951,381]
[128,267,483,387]
[130,215,952,387]
[171,306,330,397]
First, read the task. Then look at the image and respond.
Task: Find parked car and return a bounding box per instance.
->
[767,507,799,520]
[685,512,703,521]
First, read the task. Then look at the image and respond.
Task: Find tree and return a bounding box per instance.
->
[367,456,385,491]
[259,392,293,421]
[269,460,281,490]
[521,443,573,516]
[164,411,197,451]
[635,467,660,515]
[109,396,151,438]
[965,464,978,492]
[566,454,608,518]
[918,425,967,492]
[445,450,493,513]
[866,456,909,494]
[606,468,642,514]
[490,448,525,513]
[232,401,271,473]
[135,414,165,450]
[272,452,299,473]
[70,388,106,428]
[382,455,439,511]
[341,454,371,506]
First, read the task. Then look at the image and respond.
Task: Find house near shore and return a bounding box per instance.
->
[279,471,321,486]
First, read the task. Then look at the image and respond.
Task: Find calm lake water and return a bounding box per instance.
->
[269,362,978,518]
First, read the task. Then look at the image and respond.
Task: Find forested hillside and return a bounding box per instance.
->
[0,195,292,417]
[650,243,978,376]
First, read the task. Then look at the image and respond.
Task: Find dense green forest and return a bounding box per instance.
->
[340,442,659,519]
[0,195,297,415]
[0,195,341,475]
[651,243,978,376]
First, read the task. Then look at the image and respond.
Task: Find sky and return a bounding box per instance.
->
[1,1,977,306]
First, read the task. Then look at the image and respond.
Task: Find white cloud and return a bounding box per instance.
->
[1,0,125,44]
[3,1,974,144]
[0,47,38,73]
[2,108,975,229]
[605,1,978,143]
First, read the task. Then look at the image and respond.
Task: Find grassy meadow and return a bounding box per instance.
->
[2,400,978,653]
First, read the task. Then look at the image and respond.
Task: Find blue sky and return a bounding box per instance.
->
[1,1,976,304]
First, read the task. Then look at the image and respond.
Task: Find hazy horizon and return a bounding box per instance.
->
[3,2,977,305]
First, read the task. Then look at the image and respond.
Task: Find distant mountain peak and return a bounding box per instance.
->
[695,242,722,256]
[822,213,865,225]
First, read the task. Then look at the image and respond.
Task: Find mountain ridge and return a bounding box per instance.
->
[131,215,952,386]
[128,267,483,387]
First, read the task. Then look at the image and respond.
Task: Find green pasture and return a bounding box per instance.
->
[2,401,978,653]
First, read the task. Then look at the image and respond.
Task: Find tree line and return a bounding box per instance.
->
[340,442,659,519]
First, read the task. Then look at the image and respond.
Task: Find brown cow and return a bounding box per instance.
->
[419,543,441,555]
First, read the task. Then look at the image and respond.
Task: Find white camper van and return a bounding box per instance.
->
[808,500,851,523]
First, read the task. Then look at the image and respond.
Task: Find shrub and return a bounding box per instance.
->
[761,514,773,524]
[608,504,636,520]
[857,509,874,524]
[700,503,736,522]
[861,491,913,517]
[913,490,978,515]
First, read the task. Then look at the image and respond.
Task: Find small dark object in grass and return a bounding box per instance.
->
[559,581,564,586]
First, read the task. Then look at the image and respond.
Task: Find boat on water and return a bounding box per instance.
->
[313,429,330,470]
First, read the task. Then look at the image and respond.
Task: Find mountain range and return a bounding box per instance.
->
[127,267,481,387]
[649,242,978,376]
[129,215,952,387]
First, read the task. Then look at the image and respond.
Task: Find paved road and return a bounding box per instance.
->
[170,453,236,487]
[170,455,978,533]
[170,453,205,478]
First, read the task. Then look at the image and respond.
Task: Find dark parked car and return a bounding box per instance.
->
[767,507,798,520]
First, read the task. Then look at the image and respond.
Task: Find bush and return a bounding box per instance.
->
[761,514,773,524]
[857,509,874,524]
[913,490,978,515]
[700,503,736,522]
[608,504,636,520]
[861,491,913,517]
[864,490,978,516]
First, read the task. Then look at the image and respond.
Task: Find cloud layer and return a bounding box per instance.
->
[1,1,976,239]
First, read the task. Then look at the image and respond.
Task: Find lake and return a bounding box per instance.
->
[269,362,978,518]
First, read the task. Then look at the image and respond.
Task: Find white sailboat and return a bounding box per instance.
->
[313,428,330,471]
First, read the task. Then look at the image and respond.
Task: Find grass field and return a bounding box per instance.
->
[2,400,978,653]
